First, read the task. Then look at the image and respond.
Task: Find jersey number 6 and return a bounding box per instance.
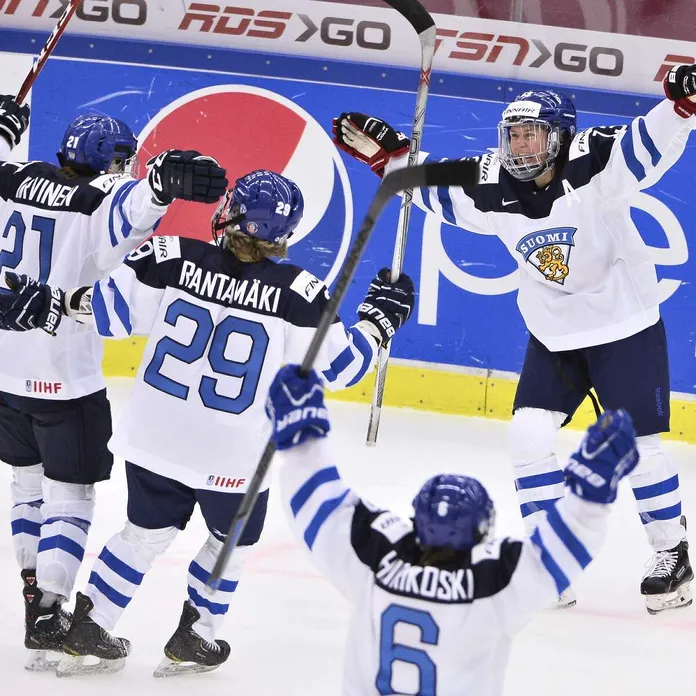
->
[144,298,269,415]
[377,604,440,696]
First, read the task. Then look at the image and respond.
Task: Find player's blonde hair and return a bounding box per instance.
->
[224,229,288,263]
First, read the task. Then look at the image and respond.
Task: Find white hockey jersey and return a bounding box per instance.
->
[385,99,696,351]
[89,236,378,490]
[0,139,168,399]
[279,436,612,696]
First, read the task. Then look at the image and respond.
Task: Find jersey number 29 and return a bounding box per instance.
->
[377,604,440,696]
[144,298,269,415]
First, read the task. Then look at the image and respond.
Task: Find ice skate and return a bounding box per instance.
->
[21,569,72,671]
[549,587,576,610]
[153,602,230,678]
[641,516,694,615]
[56,592,130,677]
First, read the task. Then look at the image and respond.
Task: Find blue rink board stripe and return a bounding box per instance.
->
[0,29,660,118]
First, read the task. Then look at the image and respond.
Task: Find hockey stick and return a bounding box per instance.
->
[366,0,436,446]
[206,159,478,591]
[16,0,81,104]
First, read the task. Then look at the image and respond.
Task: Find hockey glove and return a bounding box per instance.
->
[663,64,696,118]
[357,268,415,346]
[565,409,639,505]
[266,365,330,451]
[0,272,64,336]
[333,113,410,177]
[0,95,30,149]
[147,150,228,205]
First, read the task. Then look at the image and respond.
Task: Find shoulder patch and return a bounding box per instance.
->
[569,130,592,161]
[89,173,127,194]
[370,511,412,544]
[290,270,324,303]
[478,152,500,184]
[153,235,181,263]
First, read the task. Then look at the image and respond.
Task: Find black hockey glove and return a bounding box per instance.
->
[333,113,410,177]
[663,64,696,118]
[0,272,64,336]
[0,95,30,149]
[357,268,415,346]
[147,150,228,205]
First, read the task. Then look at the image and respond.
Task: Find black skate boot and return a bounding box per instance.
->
[641,516,694,615]
[153,601,231,678]
[56,591,131,677]
[21,568,72,671]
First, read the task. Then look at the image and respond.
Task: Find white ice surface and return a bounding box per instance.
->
[1,377,695,694]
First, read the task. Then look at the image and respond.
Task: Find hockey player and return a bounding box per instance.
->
[267,364,639,696]
[0,94,227,668]
[0,169,415,676]
[332,64,696,614]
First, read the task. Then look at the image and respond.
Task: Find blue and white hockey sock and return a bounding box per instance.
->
[514,455,566,533]
[85,522,178,631]
[10,465,44,570]
[37,479,95,603]
[186,535,250,644]
[631,436,684,552]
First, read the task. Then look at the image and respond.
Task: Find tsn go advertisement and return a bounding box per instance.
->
[2,2,696,395]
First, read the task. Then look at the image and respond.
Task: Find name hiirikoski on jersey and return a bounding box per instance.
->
[376,549,474,603]
[515,227,577,284]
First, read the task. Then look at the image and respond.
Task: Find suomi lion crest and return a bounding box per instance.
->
[515,227,577,285]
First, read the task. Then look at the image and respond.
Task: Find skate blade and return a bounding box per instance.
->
[56,653,126,678]
[25,650,60,672]
[645,582,693,615]
[153,656,222,678]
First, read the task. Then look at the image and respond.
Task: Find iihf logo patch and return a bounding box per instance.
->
[25,380,32,393]
[246,221,259,235]
[206,475,215,486]
[515,227,577,284]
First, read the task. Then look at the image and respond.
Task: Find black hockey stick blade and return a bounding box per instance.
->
[206,160,475,591]
[383,0,435,34]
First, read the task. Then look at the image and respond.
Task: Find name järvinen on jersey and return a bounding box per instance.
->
[376,549,474,602]
[179,260,281,313]
[15,176,78,208]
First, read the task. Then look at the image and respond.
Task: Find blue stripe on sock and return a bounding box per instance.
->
[88,571,131,609]
[187,586,229,616]
[98,547,145,585]
[530,528,569,595]
[637,117,661,166]
[290,467,340,516]
[546,508,592,569]
[304,490,349,550]
[43,516,91,534]
[640,502,682,524]
[620,125,646,182]
[515,470,566,491]
[188,561,238,593]
[11,519,41,537]
[520,498,560,518]
[632,474,679,501]
[38,534,85,561]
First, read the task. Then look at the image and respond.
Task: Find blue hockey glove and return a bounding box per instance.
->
[357,268,415,346]
[565,409,639,504]
[0,272,64,336]
[0,95,30,148]
[146,149,228,205]
[266,365,330,451]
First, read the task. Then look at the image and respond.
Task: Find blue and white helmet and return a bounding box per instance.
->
[412,474,495,551]
[497,89,577,181]
[212,169,304,247]
[58,114,137,174]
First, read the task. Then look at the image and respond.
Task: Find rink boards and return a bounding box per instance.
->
[2,31,696,440]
